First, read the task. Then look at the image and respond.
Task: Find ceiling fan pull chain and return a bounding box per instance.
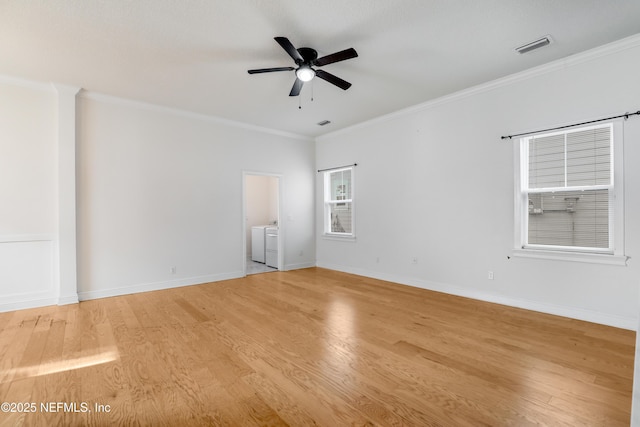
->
[298,95,302,110]
[311,80,314,102]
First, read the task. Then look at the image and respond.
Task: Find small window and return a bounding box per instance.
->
[515,122,624,260]
[324,167,354,237]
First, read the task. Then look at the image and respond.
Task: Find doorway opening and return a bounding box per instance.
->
[242,172,283,275]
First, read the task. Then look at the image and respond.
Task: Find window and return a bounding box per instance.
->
[515,122,624,262]
[324,167,354,237]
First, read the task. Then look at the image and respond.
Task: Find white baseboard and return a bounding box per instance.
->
[57,294,80,305]
[0,295,58,313]
[77,271,244,301]
[284,261,316,271]
[316,262,636,331]
[0,281,78,312]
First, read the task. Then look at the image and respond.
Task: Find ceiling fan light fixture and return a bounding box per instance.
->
[296,66,315,82]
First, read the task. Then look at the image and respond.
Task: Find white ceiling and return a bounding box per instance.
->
[1,1,639,137]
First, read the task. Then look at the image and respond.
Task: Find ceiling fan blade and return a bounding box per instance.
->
[289,78,304,96]
[275,37,303,63]
[315,69,352,90]
[247,67,294,74]
[314,48,358,67]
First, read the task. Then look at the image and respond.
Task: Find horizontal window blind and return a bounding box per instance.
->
[528,190,609,248]
[524,124,612,251]
[528,126,611,189]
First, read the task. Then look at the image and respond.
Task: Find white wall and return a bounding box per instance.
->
[76,94,316,300]
[0,79,58,311]
[316,38,640,329]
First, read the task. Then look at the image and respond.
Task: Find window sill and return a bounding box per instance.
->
[511,248,628,266]
[323,233,356,242]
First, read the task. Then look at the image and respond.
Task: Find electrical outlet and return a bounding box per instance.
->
[170,266,176,274]
[412,257,418,264]
[375,257,380,264]
[299,250,304,256]
[488,271,494,280]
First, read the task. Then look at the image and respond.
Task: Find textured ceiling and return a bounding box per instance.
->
[1,0,640,137]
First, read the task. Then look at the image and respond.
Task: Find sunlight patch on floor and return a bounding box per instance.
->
[0,347,119,383]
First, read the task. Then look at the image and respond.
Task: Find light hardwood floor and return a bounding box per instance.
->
[0,268,635,426]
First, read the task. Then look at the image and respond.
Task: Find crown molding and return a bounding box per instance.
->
[78,91,313,142]
[0,73,56,91]
[317,32,640,142]
[1,73,312,142]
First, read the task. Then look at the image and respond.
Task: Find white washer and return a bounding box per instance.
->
[251,225,269,263]
[265,227,278,268]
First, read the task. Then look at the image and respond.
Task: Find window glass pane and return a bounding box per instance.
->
[324,166,354,236]
[528,125,611,190]
[528,134,565,189]
[329,202,352,233]
[566,127,610,186]
[527,189,609,248]
[329,169,351,201]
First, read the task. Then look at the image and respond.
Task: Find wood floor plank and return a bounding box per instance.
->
[0,313,38,388]
[0,267,634,426]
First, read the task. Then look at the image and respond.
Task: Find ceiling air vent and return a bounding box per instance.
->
[317,120,331,126]
[515,36,552,54]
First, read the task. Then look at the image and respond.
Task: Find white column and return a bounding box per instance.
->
[53,84,81,305]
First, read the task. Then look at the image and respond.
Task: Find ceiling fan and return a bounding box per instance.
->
[248,37,358,96]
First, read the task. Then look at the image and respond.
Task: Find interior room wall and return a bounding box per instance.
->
[316,39,640,329]
[75,93,316,300]
[245,174,279,256]
[0,79,58,311]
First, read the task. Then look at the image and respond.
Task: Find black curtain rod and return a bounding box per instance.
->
[317,163,358,173]
[501,110,640,140]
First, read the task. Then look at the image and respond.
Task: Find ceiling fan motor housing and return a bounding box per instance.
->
[297,47,318,65]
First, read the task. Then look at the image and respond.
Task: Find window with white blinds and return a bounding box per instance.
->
[324,167,354,237]
[518,123,621,254]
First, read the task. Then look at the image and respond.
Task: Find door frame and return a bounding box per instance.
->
[242,171,284,275]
